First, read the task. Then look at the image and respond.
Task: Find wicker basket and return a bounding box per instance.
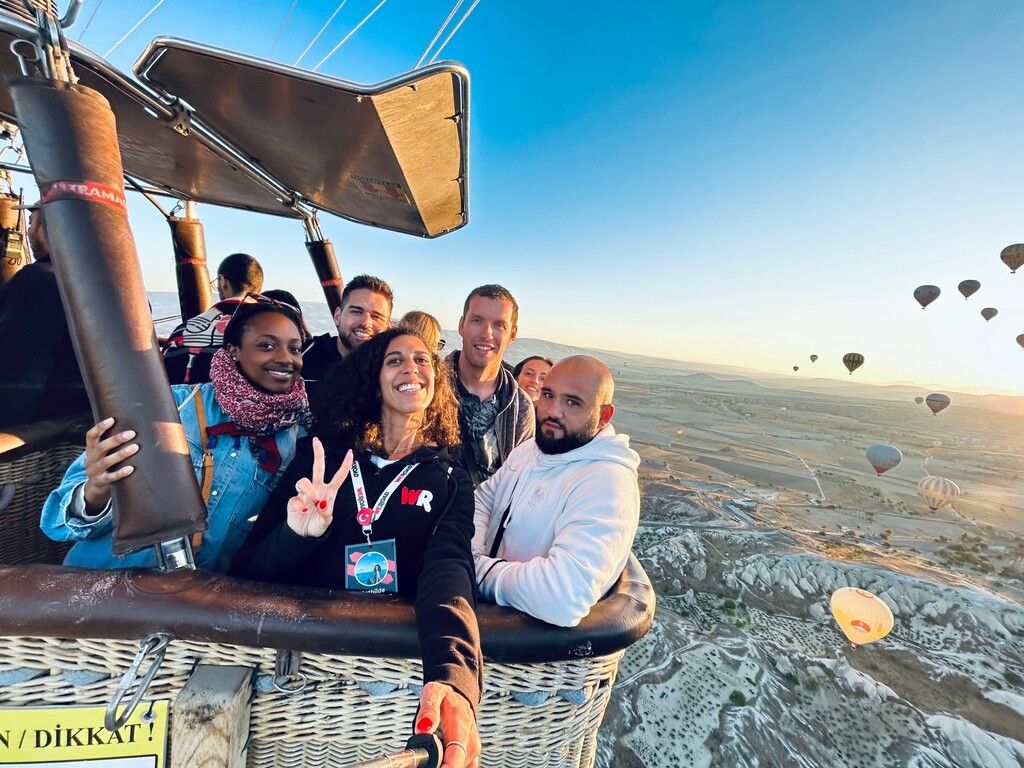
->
[0,439,81,566]
[0,635,621,768]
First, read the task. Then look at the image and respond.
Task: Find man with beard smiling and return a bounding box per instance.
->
[471,355,640,627]
[301,274,393,397]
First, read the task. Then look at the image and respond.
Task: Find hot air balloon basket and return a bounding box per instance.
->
[0,636,624,768]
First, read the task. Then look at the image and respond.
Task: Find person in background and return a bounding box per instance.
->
[232,325,481,768]
[471,356,640,627]
[301,274,393,397]
[0,202,89,427]
[512,355,553,402]
[163,253,264,384]
[263,289,311,340]
[400,309,444,353]
[41,300,311,571]
[448,284,534,486]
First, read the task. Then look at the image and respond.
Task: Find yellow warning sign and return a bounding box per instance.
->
[0,701,168,768]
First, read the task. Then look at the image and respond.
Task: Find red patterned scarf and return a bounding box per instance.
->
[208,348,311,435]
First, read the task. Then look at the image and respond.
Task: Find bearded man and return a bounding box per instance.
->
[471,355,640,627]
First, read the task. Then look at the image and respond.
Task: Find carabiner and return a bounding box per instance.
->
[104,634,169,732]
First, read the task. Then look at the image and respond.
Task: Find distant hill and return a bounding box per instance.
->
[149,292,1024,418]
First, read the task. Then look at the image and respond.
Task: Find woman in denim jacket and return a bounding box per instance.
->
[40,300,311,572]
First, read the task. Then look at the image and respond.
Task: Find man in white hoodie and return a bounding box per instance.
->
[472,355,640,627]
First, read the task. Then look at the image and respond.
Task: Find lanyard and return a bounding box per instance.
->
[350,460,419,543]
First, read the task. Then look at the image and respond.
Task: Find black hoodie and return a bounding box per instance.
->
[230,437,482,710]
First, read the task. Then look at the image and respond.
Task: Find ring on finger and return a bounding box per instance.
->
[447,741,468,756]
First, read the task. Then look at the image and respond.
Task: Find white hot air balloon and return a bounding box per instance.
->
[917,475,960,510]
[830,588,895,646]
[866,444,902,475]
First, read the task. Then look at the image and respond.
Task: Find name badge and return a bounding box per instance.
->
[345,538,398,594]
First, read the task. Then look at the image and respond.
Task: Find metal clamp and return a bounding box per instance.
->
[104,634,169,732]
[272,649,307,693]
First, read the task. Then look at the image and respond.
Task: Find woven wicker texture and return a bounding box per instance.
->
[0,442,81,566]
[0,636,622,768]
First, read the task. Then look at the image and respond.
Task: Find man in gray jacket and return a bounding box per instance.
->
[448,284,534,486]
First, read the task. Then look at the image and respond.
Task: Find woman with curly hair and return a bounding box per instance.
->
[230,325,481,768]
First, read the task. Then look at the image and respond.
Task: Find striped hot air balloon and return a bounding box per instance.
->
[866,444,902,475]
[842,353,864,374]
[925,393,950,415]
[830,588,895,646]
[917,475,960,510]
[1001,244,1024,274]
[957,279,980,299]
[914,285,941,309]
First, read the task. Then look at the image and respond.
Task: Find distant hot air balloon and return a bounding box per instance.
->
[676,428,684,436]
[830,588,895,646]
[925,393,950,415]
[981,307,998,321]
[866,444,902,475]
[793,366,799,372]
[931,439,942,449]
[1001,244,1024,274]
[957,279,980,299]
[842,353,864,375]
[780,406,788,412]
[914,396,924,404]
[810,354,818,363]
[913,285,941,309]
[1017,334,1024,349]
[917,475,960,510]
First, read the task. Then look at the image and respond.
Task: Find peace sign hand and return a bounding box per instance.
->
[286,438,354,538]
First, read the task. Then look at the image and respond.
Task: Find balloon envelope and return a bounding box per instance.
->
[913,285,941,309]
[925,393,950,415]
[981,307,998,321]
[1018,334,1024,349]
[810,354,818,363]
[957,279,980,299]
[914,396,924,404]
[1001,244,1024,274]
[917,475,960,510]
[830,588,894,646]
[866,444,902,475]
[842,353,864,374]
[793,366,799,372]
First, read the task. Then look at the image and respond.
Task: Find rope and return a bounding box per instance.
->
[77,0,104,42]
[427,0,480,64]
[312,0,389,72]
[294,0,349,66]
[415,0,463,69]
[104,0,166,58]
[269,0,300,57]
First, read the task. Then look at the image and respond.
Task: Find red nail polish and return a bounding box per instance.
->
[415,717,432,733]
[318,500,327,510]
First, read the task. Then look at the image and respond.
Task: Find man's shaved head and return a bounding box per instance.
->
[535,355,617,454]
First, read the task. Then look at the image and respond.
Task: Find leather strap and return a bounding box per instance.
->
[191,388,213,550]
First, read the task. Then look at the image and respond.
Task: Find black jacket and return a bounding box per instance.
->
[230,438,482,710]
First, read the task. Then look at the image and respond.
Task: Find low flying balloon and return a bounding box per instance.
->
[913,285,941,309]
[914,396,924,405]
[1001,244,1024,274]
[981,307,998,321]
[810,354,818,363]
[917,475,960,510]
[830,588,895,646]
[793,366,799,372]
[931,439,942,449]
[866,444,902,475]
[957,279,980,299]
[925,393,950,415]
[842,353,864,375]
[676,428,684,436]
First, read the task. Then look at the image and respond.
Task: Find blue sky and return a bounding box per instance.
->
[24,1,1024,393]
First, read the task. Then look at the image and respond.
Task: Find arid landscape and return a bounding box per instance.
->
[155,295,1024,767]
